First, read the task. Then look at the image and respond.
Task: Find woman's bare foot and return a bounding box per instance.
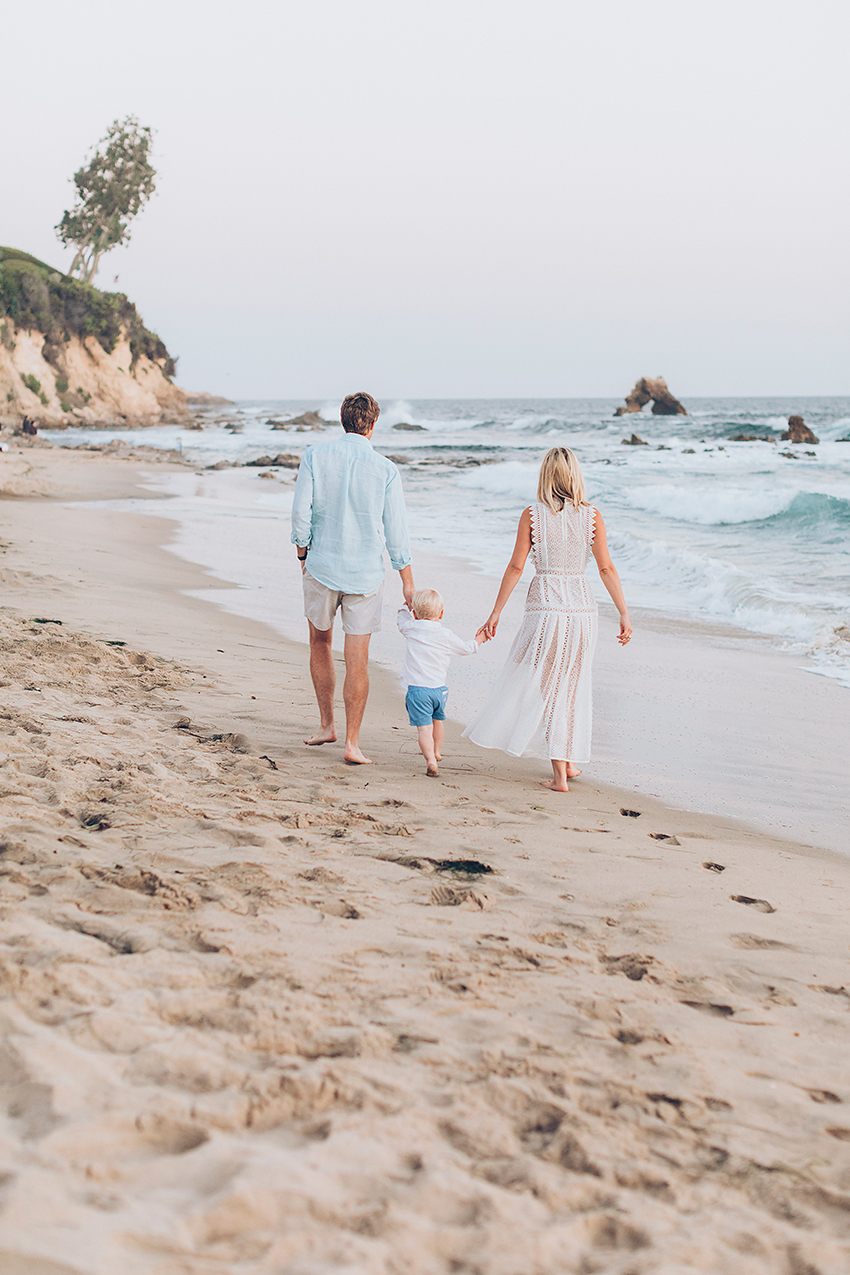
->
[540,778,569,792]
[565,765,582,778]
[304,727,337,746]
[427,764,440,777]
[343,744,373,765]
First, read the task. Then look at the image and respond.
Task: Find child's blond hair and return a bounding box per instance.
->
[411,588,443,620]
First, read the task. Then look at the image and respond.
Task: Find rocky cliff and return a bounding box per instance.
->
[0,247,187,426]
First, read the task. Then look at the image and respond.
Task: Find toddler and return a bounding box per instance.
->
[398,589,485,777]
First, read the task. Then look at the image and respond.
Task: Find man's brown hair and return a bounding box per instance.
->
[340,392,380,435]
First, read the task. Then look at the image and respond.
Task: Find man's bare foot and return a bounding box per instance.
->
[304,727,337,746]
[540,778,569,792]
[343,745,373,765]
[565,765,582,778]
[427,764,440,777]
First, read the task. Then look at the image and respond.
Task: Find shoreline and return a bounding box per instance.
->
[1,446,849,1273]
[70,461,850,854]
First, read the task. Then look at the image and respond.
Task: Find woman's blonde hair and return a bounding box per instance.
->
[537,446,588,512]
[411,588,443,620]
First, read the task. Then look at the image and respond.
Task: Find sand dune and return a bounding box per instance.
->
[0,447,848,1273]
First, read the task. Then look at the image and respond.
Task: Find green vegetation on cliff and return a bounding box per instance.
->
[0,247,176,377]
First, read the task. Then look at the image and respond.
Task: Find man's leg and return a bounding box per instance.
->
[342,632,372,764]
[305,620,337,745]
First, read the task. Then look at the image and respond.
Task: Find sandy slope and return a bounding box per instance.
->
[0,447,848,1275]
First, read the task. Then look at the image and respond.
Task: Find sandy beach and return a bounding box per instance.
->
[1,443,849,1274]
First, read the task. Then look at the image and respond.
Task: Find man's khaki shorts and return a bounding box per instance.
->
[302,571,384,635]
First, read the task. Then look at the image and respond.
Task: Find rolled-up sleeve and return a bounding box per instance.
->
[383,468,412,570]
[290,452,313,547]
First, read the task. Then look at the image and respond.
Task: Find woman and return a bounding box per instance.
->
[463,447,631,792]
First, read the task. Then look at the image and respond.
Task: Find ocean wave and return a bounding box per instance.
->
[623,483,850,526]
[456,460,538,500]
[609,531,844,645]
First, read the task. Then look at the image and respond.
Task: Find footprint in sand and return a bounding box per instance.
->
[703,862,726,872]
[730,894,776,913]
[681,1001,735,1017]
[620,808,641,818]
[731,933,793,950]
[602,953,653,981]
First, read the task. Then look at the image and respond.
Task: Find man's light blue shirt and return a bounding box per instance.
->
[290,432,412,596]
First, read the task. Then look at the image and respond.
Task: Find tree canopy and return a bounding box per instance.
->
[56,117,156,285]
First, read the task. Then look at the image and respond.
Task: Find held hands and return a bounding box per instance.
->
[476,612,500,642]
[618,614,632,646]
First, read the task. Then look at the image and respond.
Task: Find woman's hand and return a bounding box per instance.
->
[478,612,500,641]
[617,614,632,646]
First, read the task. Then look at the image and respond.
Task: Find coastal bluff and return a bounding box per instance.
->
[0,246,187,427]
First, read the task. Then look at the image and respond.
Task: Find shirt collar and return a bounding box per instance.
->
[342,431,373,447]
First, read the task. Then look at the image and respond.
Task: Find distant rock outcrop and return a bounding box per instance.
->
[0,246,186,427]
[270,411,336,430]
[621,433,648,446]
[614,377,687,417]
[243,453,301,468]
[183,391,234,406]
[781,415,819,445]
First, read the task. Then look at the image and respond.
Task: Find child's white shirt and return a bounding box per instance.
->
[397,607,478,689]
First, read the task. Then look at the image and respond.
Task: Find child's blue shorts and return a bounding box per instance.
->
[405,685,449,727]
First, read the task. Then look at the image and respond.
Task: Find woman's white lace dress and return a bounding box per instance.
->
[464,502,598,762]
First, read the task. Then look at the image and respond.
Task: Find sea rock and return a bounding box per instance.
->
[243,453,300,469]
[613,376,687,417]
[182,391,234,406]
[838,436,850,443]
[728,434,775,442]
[392,422,426,431]
[621,433,648,446]
[780,415,819,444]
[270,411,335,430]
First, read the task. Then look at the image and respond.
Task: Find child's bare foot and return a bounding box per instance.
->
[304,727,337,746]
[427,764,440,777]
[435,752,442,762]
[540,778,569,792]
[343,745,373,765]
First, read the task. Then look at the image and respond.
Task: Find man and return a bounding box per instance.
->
[290,391,414,764]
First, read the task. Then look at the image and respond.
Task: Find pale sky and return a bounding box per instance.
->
[4,0,849,399]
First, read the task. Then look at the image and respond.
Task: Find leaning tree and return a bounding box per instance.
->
[56,116,156,285]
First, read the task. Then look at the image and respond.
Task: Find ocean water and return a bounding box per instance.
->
[46,395,850,689]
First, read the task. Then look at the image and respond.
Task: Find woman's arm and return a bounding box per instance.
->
[590,509,632,645]
[477,508,533,639]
